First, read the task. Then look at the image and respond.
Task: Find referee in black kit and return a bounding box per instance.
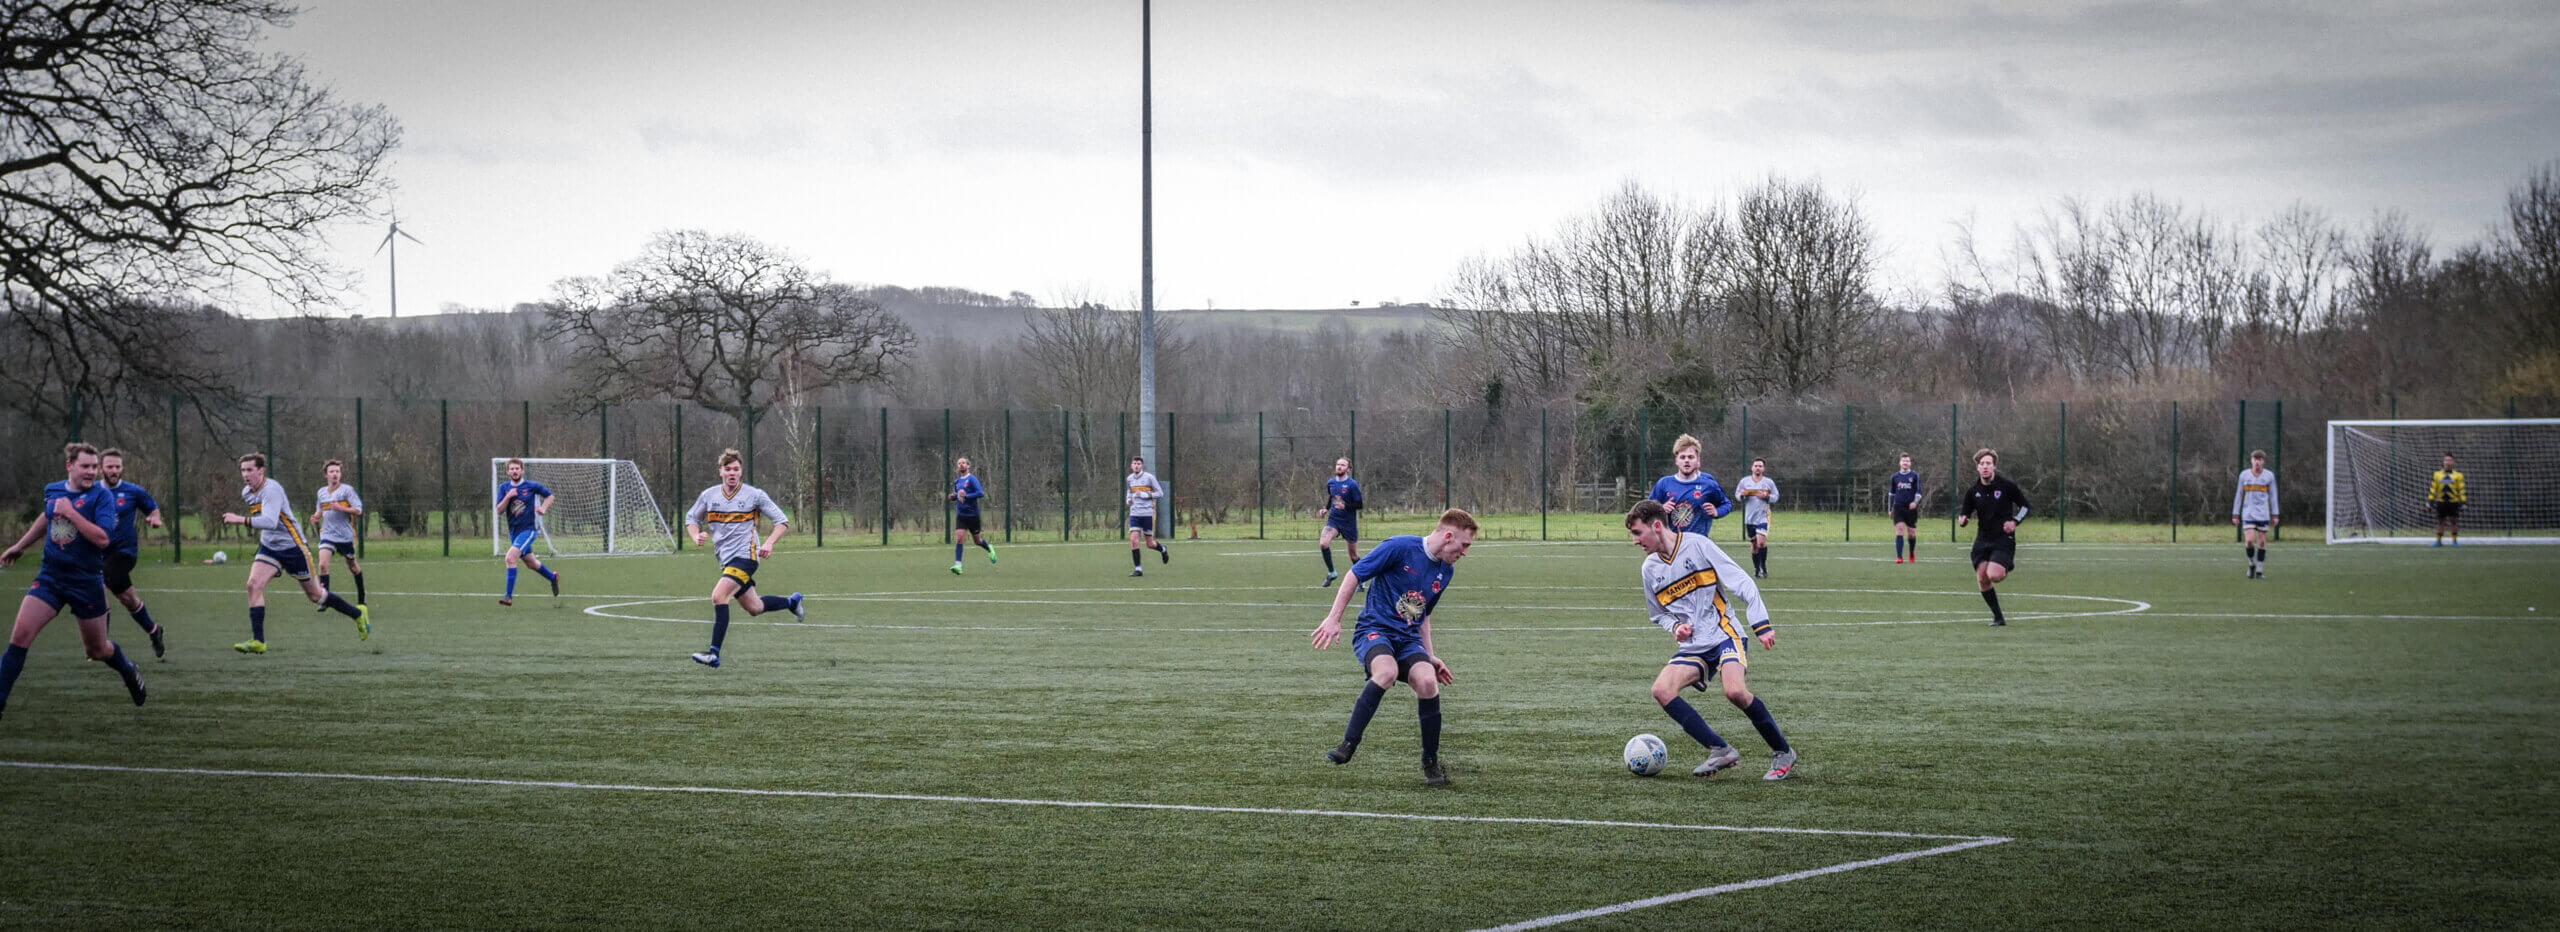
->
[1957,448,2031,627]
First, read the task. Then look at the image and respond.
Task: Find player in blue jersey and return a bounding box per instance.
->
[222,452,369,652]
[948,456,996,574]
[96,449,169,658]
[1310,508,1479,787]
[0,443,149,718]
[1648,433,1733,538]
[493,458,560,606]
[1316,457,1364,588]
[1887,453,1923,564]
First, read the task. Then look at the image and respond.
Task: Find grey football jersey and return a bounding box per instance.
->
[314,483,362,543]
[687,483,788,562]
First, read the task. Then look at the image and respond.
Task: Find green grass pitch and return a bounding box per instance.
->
[2,531,2554,928]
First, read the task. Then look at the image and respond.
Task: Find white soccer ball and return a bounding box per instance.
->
[1624,734,1669,777]
[210,550,228,564]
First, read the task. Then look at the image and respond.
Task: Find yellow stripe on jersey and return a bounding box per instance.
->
[282,514,308,552]
[1712,591,1739,643]
[1129,485,1155,494]
[703,511,759,523]
[2244,484,2271,494]
[1653,569,1719,608]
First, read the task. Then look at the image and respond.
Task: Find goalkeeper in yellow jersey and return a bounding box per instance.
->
[2429,453,2466,546]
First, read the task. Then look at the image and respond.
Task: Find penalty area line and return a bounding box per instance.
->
[1473,836,2014,931]
[0,760,2000,843]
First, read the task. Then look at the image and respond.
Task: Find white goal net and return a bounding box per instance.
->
[2327,419,2560,545]
[490,458,678,556]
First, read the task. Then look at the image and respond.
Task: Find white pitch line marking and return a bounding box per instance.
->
[1472,836,2015,931]
[0,760,2000,842]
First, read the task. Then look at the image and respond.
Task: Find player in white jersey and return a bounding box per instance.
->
[309,459,368,606]
[684,449,800,668]
[1625,499,1797,780]
[220,453,369,653]
[1124,456,1169,577]
[1734,459,1778,578]
[2231,449,2279,579]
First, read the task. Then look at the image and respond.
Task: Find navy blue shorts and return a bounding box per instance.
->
[255,544,312,580]
[2241,520,2270,533]
[1891,504,1920,526]
[26,573,108,620]
[319,539,358,559]
[719,557,760,590]
[1743,522,1768,539]
[956,512,983,535]
[1352,626,1431,675]
[1325,519,1358,542]
[1127,515,1155,535]
[1668,641,1747,690]
[507,529,539,555]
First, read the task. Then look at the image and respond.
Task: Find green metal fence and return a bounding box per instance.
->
[7,394,2555,558]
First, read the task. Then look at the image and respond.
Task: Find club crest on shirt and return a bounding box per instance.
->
[1396,590,1428,621]
[1670,501,1697,527]
[1429,579,1443,594]
[1994,490,2002,499]
[48,516,74,546]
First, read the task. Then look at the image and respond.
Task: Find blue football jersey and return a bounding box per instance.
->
[1889,470,1923,508]
[1325,477,1362,519]
[102,480,157,557]
[1350,534,1455,636]
[1649,473,1733,535]
[39,481,117,580]
[953,474,984,517]
[496,479,551,536]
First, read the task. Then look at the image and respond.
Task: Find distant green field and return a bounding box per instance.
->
[2,537,2554,928]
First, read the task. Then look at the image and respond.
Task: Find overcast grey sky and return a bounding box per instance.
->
[265,0,2560,315]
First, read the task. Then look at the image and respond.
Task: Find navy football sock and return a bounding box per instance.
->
[1895,538,1904,559]
[0,643,27,709]
[1981,589,2002,621]
[1131,548,1142,567]
[1342,682,1386,746]
[250,606,266,642]
[320,573,332,591]
[324,593,361,619]
[1753,549,1767,574]
[1321,547,1335,572]
[1663,696,1727,750]
[975,538,992,552]
[761,595,793,613]
[131,605,157,636]
[954,540,964,562]
[1742,697,1791,753]
[352,570,366,603]
[710,603,731,651]
[1418,697,1442,760]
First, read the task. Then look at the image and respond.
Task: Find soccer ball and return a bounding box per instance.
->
[1624,734,1668,776]
[210,550,228,564]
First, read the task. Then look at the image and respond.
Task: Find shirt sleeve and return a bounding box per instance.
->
[1345,480,1363,510]
[346,488,363,512]
[2233,473,2248,516]
[2266,476,2278,516]
[249,483,283,530]
[1349,537,1405,581]
[2007,481,2032,522]
[1705,479,1734,517]
[758,489,789,525]
[685,489,709,526]
[1698,536,1772,634]
[138,488,160,513]
[89,487,118,535]
[1766,481,1779,505]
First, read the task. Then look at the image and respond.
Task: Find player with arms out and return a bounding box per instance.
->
[494,458,560,606]
[685,449,802,668]
[0,443,148,718]
[2231,449,2279,578]
[948,456,996,574]
[1316,457,1363,588]
[97,448,168,658]
[1957,448,2031,627]
[1124,456,1170,576]
[222,453,370,652]
[2430,453,2465,546]
[1734,459,1778,578]
[1310,508,1478,787]
[1625,499,1797,780]
[1649,434,1734,538]
[310,459,368,605]
[1887,453,1923,564]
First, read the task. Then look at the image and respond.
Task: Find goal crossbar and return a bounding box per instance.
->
[2326,419,2560,545]
[490,458,678,556]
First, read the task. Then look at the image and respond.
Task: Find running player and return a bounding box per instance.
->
[1648,434,1734,538]
[1311,508,1479,787]
[310,459,368,605]
[2231,449,2279,578]
[2430,453,2465,546]
[1624,499,1797,780]
[1734,458,1777,578]
[1125,456,1169,576]
[0,443,148,718]
[222,452,369,652]
[948,456,996,574]
[96,448,168,658]
[1317,457,1363,588]
[494,458,560,606]
[1887,453,1923,564]
[684,449,801,668]
[1957,448,2031,627]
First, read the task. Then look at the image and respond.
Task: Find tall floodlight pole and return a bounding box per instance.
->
[1138,0,1158,473]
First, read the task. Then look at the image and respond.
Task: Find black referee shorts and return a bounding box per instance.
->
[1970,537,2016,571]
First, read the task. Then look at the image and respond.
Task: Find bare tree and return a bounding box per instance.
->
[1723,176,1884,395]
[1,0,399,430]
[542,230,917,427]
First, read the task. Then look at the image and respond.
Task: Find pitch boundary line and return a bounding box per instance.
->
[1472,836,2015,930]
[0,759,2003,842]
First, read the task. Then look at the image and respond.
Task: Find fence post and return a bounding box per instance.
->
[439,399,451,557]
[2235,399,2247,542]
[1167,411,1180,537]
[1061,409,1073,541]
[2271,399,2283,541]
[168,394,182,564]
[1256,412,1266,540]
[813,405,825,548]
[1638,406,1650,494]
[744,406,757,483]
[2169,401,2180,543]
[520,399,529,456]
[942,408,953,545]
[1443,408,1453,512]
[878,407,890,546]
[1003,409,1014,544]
[355,397,366,557]
[672,403,684,551]
[264,395,275,466]
[2058,401,2069,544]
[1348,409,1357,475]
[599,403,609,458]
[1948,403,1961,543]
[1842,403,1854,541]
[1739,404,1751,465]
[1539,408,1550,541]
[1117,411,1128,533]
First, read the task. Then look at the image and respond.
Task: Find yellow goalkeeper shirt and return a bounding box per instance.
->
[2429,469,2467,504]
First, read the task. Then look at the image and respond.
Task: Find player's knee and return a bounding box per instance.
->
[1410,676,1439,700]
[1650,682,1681,705]
[1723,684,1752,707]
[504,552,521,567]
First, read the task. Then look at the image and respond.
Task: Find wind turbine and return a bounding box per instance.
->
[375,215,424,318]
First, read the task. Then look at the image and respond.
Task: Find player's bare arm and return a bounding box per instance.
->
[1310,572,1361,649]
[1419,617,1453,684]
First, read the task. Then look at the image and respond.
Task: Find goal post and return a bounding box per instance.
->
[2326,419,2560,545]
[490,458,679,556]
